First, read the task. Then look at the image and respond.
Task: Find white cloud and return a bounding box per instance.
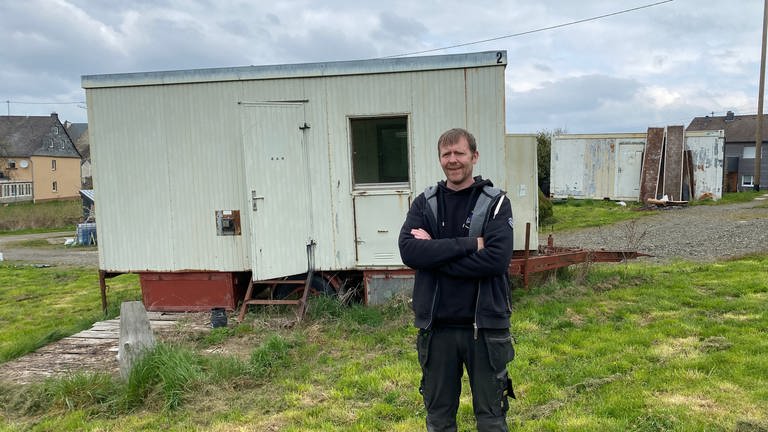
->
[645,85,682,108]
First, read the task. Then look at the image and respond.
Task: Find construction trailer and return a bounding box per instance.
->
[551,130,724,201]
[82,51,539,311]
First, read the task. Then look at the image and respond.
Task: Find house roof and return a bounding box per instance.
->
[687,113,768,143]
[0,114,81,158]
[66,122,88,142]
[80,189,95,203]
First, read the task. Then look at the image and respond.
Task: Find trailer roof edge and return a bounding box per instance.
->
[82,50,507,89]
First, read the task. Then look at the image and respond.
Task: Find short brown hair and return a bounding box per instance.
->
[437,128,477,153]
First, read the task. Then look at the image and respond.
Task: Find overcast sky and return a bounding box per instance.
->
[1,0,764,133]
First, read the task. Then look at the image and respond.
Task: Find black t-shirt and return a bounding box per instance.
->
[434,185,480,326]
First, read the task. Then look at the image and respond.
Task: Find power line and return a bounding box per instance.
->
[382,0,674,58]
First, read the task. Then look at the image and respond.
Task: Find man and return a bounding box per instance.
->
[399,128,516,432]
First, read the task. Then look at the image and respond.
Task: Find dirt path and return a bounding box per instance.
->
[541,196,768,262]
[0,231,98,266]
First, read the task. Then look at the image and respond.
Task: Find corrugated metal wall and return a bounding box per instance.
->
[87,57,531,273]
[88,83,249,272]
[552,134,646,200]
[552,132,724,201]
[686,130,724,198]
[505,134,539,249]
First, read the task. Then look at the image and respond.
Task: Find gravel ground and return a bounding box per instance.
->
[540,195,768,263]
[0,231,98,266]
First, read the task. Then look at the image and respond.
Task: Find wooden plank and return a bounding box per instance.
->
[662,125,685,200]
[70,330,119,339]
[639,127,665,203]
[684,150,695,200]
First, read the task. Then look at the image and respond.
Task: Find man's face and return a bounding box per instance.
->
[439,137,478,190]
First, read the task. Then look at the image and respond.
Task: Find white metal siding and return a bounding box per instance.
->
[89,83,250,272]
[552,134,646,200]
[685,130,724,199]
[505,135,539,249]
[86,52,533,275]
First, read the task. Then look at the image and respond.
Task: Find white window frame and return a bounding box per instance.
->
[52,181,58,192]
[51,159,57,171]
[742,175,754,187]
[349,114,411,189]
[743,146,756,159]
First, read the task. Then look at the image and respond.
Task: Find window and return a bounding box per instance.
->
[742,175,754,187]
[350,116,409,185]
[52,181,58,192]
[51,160,57,171]
[743,146,756,159]
[7,160,15,169]
[52,126,58,135]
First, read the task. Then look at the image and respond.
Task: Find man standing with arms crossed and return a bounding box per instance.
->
[399,128,516,432]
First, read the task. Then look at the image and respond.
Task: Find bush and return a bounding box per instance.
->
[538,187,554,226]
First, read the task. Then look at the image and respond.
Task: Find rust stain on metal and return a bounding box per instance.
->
[662,125,685,201]
[508,235,650,289]
[639,127,665,203]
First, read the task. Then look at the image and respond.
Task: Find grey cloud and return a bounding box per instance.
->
[510,74,641,113]
[375,11,427,40]
[266,13,280,25]
[276,29,376,63]
[505,73,724,134]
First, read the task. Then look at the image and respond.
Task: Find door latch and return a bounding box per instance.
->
[251,191,265,211]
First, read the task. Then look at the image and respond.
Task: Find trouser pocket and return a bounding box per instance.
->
[416,329,432,397]
[483,329,516,416]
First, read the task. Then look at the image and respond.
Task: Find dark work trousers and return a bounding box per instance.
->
[416,326,515,432]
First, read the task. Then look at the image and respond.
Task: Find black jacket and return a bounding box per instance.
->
[399,178,514,331]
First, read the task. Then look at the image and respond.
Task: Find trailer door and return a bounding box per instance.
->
[615,142,644,200]
[241,103,311,280]
[349,116,410,267]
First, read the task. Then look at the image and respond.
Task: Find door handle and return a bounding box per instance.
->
[251,191,265,211]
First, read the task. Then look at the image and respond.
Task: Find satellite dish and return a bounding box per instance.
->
[19,160,29,168]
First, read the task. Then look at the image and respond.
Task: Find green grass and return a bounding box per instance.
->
[543,191,768,232]
[1,256,767,431]
[692,190,766,206]
[3,239,56,249]
[541,198,650,232]
[0,264,140,363]
[0,199,82,233]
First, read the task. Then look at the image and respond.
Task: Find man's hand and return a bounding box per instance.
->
[477,237,484,250]
[411,228,432,240]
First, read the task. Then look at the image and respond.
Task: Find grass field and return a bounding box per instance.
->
[1,255,766,431]
[541,191,767,233]
[0,265,140,363]
[0,199,82,233]
[541,198,649,232]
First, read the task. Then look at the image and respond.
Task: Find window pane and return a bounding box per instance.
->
[743,146,756,159]
[351,117,409,184]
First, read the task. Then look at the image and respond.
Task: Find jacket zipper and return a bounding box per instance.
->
[425,280,438,329]
[473,193,509,338]
[473,280,481,339]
